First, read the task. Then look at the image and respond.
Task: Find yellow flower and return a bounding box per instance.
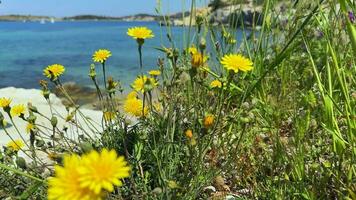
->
[191,53,208,68]
[78,149,131,194]
[10,104,26,118]
[48,154,103,200]
[190,138,197,146]
[43,64,65,80]
[1,120,7,127]
[229,38,237,44]
[204,114,215,129]
[124,98,148,117]
[65,112,74,122]
[148,70,161,76]
[185,129,193,138]
[47,152,59,161]
[132,75,158,93]
[210,80,222,88]
[103,111,116,121]
[167,180,180,189]
[220,54,253,73]
[7,139,24,151]
[126,91,138,99]
[188,45,198,55]
[153,102,162,112]
[0,97,11,108]
[127,27,154,40]
[223,32,237,44]
[26,123,35,134]
[92,49,112,63]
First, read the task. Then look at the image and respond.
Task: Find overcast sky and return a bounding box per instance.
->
[0,0,208,17]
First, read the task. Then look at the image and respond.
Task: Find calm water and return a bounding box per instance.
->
[0,21,244,89]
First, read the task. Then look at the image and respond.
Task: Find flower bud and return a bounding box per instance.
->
[28,103,38,113]
[0,112,6,127]
[88,64,97,79]
[80,142,94,153]
[199,38,206,51]
[16,157,27,169]
[36,139,45,148]
[137,38,145,46]
[51,116,58,128]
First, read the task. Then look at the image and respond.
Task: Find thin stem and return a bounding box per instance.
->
[0,162,45,183]
[9,117,31,150]
[102,62,107,89]
[138,42,146,117]
[138,44,143,71]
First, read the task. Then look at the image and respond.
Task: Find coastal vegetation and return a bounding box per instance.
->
[0,0,356,199]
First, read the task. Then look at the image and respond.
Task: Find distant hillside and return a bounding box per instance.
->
[62,15,121,21]
[118,14,158,22]
[0,15,58,21]
[0,14,158,22]
[0,0,282,26]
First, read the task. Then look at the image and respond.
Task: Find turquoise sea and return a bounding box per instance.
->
[0,21,244,89]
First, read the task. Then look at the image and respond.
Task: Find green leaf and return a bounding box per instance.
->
[17,181,44,200]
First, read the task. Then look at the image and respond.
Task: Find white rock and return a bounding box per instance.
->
[0,87,103,162]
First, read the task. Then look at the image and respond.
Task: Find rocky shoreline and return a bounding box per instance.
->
[53,82,99,110]
[165,2,264,27]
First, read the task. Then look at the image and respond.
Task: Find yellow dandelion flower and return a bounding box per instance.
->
[210,80,222,88]
[65,113,74,122]
[1,120,7,127]
[153,102,162,112]
[0,97,11,108]
[126,91,138,99]
[185,129,193,139]
[103,111,116,121]
[204,114,215,129]
[229,38,237,44]
[148,70,161,76]
[48,154,104,200]
[188,45,198,55]
[10,104,26,118]
[7,139,24,151]
[132,75,158,93]
[127,27,154,40]
[220,54,253,73]
[78,149,131,194]
[92,49,112,63]
[26,123,35,134]
[223,32,237,44]
[47,152,59,161]
[190,138,197,146]
[167,180,180,189]
[44,64,65,80]
[191,53,208,68]
[124,98,148,117]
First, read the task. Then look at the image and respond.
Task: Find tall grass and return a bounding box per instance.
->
[0,0,355,199]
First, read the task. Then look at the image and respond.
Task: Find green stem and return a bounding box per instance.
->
[0,162,46,183]
[102,62,107,89]
[9,116,31,150]
[138,44,143,71]
[138,43,147,117]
